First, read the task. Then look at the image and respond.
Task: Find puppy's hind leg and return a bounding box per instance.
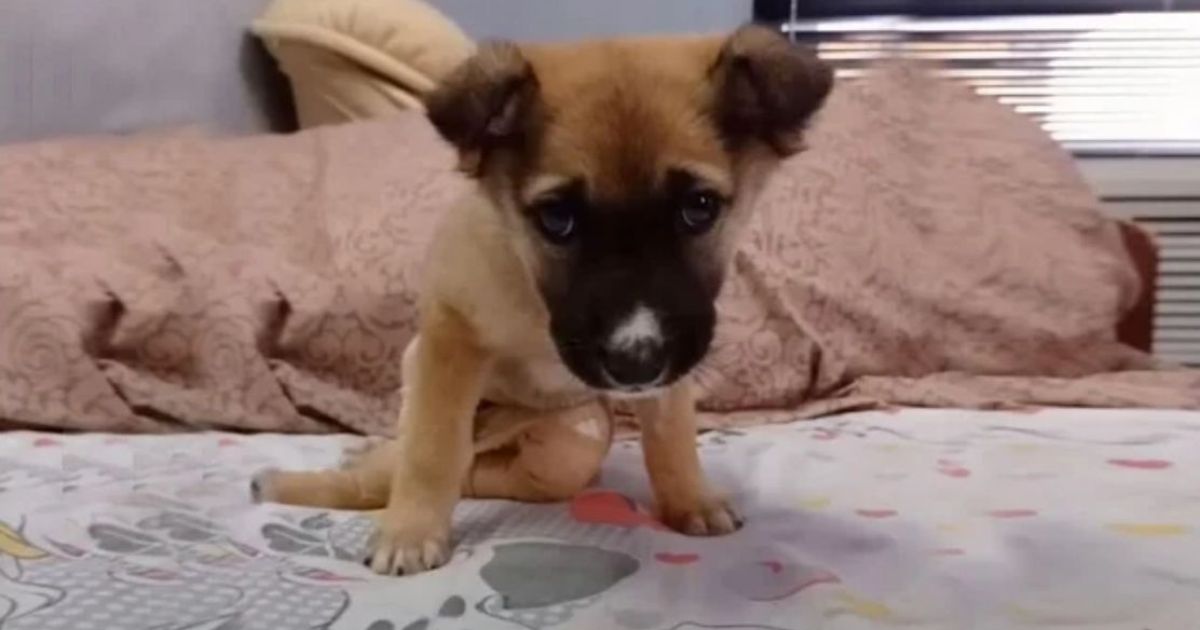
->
[251,401,614,508]
[252,441,397,510]
[466,402,613,502]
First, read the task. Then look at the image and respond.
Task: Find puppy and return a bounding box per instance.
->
[254,25,832,575]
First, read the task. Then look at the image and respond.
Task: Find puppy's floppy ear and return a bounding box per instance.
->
[424,42,541,176]
[710,25,833,156]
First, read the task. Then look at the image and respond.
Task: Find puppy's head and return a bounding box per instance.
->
[426,26,832,395]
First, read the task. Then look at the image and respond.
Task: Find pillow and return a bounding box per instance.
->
[252,0,473,127]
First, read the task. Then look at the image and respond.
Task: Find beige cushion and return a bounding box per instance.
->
[252,0,473,127]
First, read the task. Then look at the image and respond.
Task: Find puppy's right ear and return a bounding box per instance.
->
[424,42,541,176]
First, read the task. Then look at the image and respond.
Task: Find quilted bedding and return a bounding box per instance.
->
[2,408,1198,629]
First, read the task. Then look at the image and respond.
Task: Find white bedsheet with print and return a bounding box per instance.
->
[1,408,1198,629]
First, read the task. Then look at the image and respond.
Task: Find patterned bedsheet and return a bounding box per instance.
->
[1,408,1199,629]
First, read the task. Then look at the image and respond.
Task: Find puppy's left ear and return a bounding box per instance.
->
[710,25,833,156]
[424,41,541,176]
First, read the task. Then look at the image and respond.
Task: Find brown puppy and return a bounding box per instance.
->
[254,25,832,575]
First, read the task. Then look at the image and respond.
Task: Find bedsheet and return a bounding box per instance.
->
[1,408,1199,629]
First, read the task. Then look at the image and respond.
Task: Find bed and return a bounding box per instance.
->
[4,2,1200,629]
[3,407,1199,629]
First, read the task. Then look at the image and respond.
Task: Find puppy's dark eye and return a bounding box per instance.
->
[532,198,578,244]
[679,190,722,234]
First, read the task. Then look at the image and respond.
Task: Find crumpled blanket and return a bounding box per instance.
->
[0,64,1194,434]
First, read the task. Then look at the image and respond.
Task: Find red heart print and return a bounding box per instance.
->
[938,460,971,478]
[1108,459,1171,470]
[812,429,839,441]
[570,491,664,529]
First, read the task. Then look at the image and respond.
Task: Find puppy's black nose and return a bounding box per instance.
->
[600,342,666,387]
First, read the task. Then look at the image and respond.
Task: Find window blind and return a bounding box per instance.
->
[755,0,1200,20]
[758,5,1200,364]
[768,11,1200,155]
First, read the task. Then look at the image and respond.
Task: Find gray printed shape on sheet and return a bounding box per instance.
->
[437,595,466,617]
[138,512,222,542]
[479,542,639,609]
[261,523,329,556]
[88,524,170,555]
[667,619,796,624]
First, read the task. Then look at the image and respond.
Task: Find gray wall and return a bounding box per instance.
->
[0,0,752,143]
[430,0,752,41]
[0,0,289,143]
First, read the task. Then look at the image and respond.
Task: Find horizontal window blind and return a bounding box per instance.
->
[755,0,1200,20]
[760,6,1200,364]
[774,11,1200,155]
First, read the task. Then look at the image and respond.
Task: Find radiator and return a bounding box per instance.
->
[1078,158,1200,365]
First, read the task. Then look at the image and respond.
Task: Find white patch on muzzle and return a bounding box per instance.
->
[607,305,662,353]
[604,386,666,401]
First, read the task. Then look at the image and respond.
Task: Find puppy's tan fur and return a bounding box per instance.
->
[257,26,831,575]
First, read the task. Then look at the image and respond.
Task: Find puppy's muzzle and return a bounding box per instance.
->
[600,305,667,388]
[600,339,666,387]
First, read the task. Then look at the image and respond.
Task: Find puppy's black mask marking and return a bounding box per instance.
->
[422,27,834,394]
[533,172,722,392]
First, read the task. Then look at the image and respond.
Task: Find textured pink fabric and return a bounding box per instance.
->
[0,64,1195,434]
[690,63,1199,425]
[0,119,456,433]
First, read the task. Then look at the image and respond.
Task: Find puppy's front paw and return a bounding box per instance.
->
[661,497,742,537]
[367,513,451,576]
